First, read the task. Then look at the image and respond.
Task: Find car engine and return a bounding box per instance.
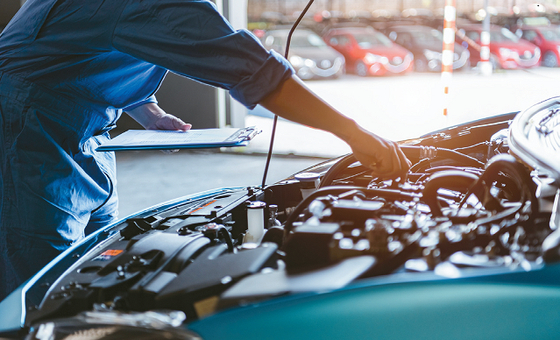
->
[13,98,560,339]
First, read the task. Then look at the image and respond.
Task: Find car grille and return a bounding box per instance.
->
[452,50,470,69]
[298,58,344,79]
[519,50,534,60]
[389,56,403,66]
[384,53,413,73]
[317,59,333,70]
[516,48,540,67]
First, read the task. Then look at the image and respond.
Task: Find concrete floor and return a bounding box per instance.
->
[116,150,323,217]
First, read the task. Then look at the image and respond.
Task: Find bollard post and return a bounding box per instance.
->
[441,0,456,116]
[479,0,493,76]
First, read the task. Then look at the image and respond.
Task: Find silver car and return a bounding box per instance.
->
[261,28,345,80]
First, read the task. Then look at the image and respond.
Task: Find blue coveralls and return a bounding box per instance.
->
[0,0,293,300]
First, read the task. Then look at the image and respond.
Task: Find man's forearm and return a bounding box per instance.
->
[259,75,410,178]
[125,102,167,129]
[258,75,359,142]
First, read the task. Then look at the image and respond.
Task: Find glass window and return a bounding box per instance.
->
[466,31,480,41]
[353,32,393,48]
[489,28,519,43]
[333,35,351,46]
[522,30,538,42]
[291,32,327,48]
[539,27,560,42]
[409,29,443,44]
[395,32,412,46]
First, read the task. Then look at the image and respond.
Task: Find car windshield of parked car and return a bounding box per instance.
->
[291,32,328,48]
[540,27,560,42]
[354,32,393,48]
[264,31,327,50]
[410,29,443,44]
[490,28,520,43]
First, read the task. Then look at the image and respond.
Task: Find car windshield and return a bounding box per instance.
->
[409,29,443,43]
[265,31,326,49]
[540,27,560,42]
[354,32,393,48]
[490,28,520,43]
[290,32,327,48]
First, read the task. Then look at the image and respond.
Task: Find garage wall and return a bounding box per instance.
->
[0,0,21,29]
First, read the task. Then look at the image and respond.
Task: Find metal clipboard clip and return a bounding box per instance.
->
[235,126,261,142]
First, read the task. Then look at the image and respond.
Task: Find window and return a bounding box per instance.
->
[466,31,480,41]
[522,30,538,42]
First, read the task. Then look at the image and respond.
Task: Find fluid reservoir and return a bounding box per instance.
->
[295,172,320,199]
[244,201,266,244]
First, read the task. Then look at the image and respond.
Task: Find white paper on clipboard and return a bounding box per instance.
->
[96,126,260,151]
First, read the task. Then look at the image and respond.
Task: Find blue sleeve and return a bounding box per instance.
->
[112,0,294,109]
[122,94,158,111]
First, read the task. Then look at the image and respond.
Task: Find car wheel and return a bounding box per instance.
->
[543,51,558,67]
[487,56,500,71]
[414,59,427,72]
[355,62,368,77]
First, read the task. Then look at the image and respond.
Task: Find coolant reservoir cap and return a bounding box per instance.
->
[246,201,266,209]
[295,172,320,189]
[295,172,320,181]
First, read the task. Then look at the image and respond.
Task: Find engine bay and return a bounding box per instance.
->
[12,98,560,337]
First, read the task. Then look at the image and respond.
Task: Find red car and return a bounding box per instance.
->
[519,25,560,67]
[458,24,540,69]
[323,26,414,76]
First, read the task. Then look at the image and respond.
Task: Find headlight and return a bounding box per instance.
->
[364,53,375,63]
[535,47,541,58]
[304,58,316,67]
[499,48,513,58]
[423,49,442,60]
[289,55,304,67]
[406,52,414,61]
[364,53,388,64]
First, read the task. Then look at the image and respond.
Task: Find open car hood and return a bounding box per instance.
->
[2,98,560,340]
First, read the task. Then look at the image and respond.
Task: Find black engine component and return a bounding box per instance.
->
[280,128,547,279]
[20,112,558,333]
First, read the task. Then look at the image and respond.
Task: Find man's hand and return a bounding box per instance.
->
[144,112,191,131]
[259,76,411,179]
[126,103,191,131]
[347,126,411,180]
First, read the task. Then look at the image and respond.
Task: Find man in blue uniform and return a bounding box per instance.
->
[0,0,410,300]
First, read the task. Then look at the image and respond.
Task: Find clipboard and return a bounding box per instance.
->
[97,126,260,151]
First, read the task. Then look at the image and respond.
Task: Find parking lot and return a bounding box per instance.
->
[117,67,560,216]
[244,66,560,155]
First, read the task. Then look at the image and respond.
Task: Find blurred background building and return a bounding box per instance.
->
[4,1,559,30]
[247,0,560,23]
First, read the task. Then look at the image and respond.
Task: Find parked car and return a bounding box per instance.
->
[323,26,414,76]
[260,28,345,80]
[457,24,541,69]
[384,25,470,72]
[3,95,560,339]
[519,25,560,67]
